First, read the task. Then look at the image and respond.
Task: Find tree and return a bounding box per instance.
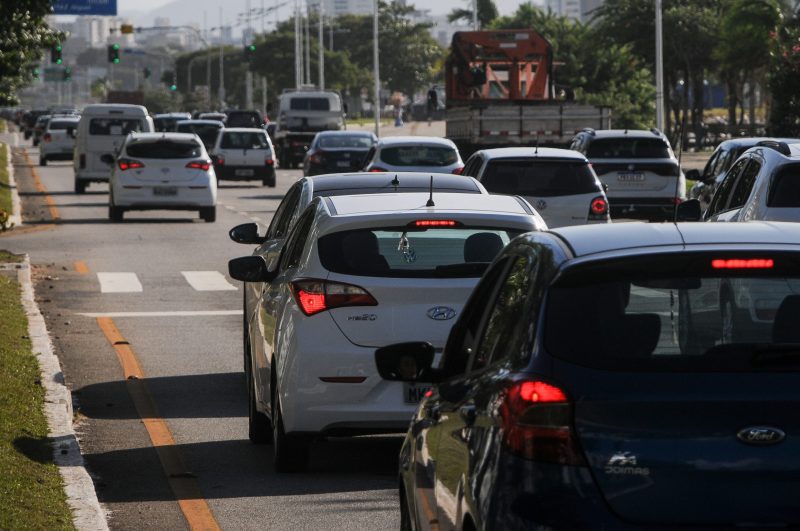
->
[768,9,800,136]
[448,0,499,28]
[0,0,62,105]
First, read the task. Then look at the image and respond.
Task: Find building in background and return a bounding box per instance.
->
[546,0,604,22]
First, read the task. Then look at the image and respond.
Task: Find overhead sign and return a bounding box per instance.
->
[51,0,117,16]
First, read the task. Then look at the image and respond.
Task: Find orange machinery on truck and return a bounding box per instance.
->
[445,30,611,157]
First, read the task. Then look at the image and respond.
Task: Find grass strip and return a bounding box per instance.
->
[0,142,10,216]
[0,273,75,530]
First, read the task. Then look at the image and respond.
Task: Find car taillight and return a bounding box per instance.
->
[185,160,211,171]
[452,166,464,175]
[308,151,323,164]
[672,196,683,205]
[43,133,52,142]
[265,158,274,166]
[290,279,377,316]
[499,379,585,465]
[215,157,225,166]
[589,196,608,216]
[369,167,388,172]
[118,158,144,171]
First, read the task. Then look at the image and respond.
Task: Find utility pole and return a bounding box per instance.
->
[373,0,380,136]
[472,0,478,30]
[262,76,267,115]
[205,11,211,109]
[219,7,225,108]
[318,1,324,90]
[655,0,665,130]
[304,7,311,85]
[295,0,302,88]
[246,0,254,109]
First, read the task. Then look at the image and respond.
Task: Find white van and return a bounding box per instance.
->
[73,104,153,193]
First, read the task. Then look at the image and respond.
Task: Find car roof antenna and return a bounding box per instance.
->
[391,174,400,186]
[426,176,435,207]
[535,135,539,155]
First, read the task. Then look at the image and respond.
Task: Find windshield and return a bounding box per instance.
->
[289,97,333,111]
[380,146,458,167]
[89,118,145,136]
[176,123,222,147]
[48,120,78,130]
[544,252,800,371]
[319,227,520,278]
[126,139,203,159]
[587,138,671,159]
[220,131,270,150]
[482,160,600,197]
[318,135,373,149]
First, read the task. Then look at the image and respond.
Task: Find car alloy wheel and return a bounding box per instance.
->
[271,390,309,473]
[247,343,272,444]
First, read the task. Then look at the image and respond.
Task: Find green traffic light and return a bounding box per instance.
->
[55,44,62,51]
[248,44,256,51]
[56,58,63,65]
[169,84,177,91]
[113,58,120,64]
[112,43,120,50]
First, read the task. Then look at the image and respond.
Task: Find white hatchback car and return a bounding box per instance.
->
[108,132,217,222]
[39,115,80,166]
[228,192,544,471]
[463,147,610,227]
[361,136,464,174]
[211,127,276,186]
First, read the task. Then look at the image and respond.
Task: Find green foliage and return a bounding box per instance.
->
[768,11,800,135]
[0,0,63,105]
[448,0,499,28]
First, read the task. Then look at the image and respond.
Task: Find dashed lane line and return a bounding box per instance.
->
[97,272,143,293]
[74,261,89,274]
[181,271,237,291]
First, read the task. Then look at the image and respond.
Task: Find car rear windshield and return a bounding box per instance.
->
[154,118,181,132]
[176,124,221,145]
[587,138,671,159]
[226,112,263,127]
[544,252,800,372]
[220,132,270,150]
[289,97,331,111]
[319,227,521,278]
[126,139,203,159]
[768,164,800,207]
[482,159,600,197]
[89,118,145,136]
[319,135,373,149]
[48,120,78,130]
[380,146,458,167]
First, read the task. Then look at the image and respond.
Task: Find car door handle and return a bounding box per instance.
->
[459,404,476,426]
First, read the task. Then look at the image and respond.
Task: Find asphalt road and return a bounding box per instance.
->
[1,133,401,530]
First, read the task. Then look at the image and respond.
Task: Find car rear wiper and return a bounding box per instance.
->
[434,263,488,277]
[753,345,800,367]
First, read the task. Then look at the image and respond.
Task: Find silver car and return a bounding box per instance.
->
[361,136,464,174]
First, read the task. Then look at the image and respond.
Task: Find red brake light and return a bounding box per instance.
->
[290,279,377,316]
[215,157,225,166]
[414,220,457,227]
[118,159,144,171]
[500,380,584,465]
[590,197,608,215]
[452,166,464,175]
[43,133,52,142]
[308,151,323,165]
[265,158,274,166]
[185,160,211,171]
[712,258,774,269]
[369,167,388,172]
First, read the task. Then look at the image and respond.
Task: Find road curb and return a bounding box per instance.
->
[4,142,22,228]
[16,255,109,531]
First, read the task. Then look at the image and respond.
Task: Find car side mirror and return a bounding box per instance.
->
[229,223,266,245]
[374,342,440,383]
[675,199,703,222]
[228,256,277,283]
[685,169,701,181]
[100,153,115,165]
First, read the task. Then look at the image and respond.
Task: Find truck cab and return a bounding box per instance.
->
[274,89,344,168]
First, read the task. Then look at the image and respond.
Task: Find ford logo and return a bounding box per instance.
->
[736,426,785,446]
[427,306,456,321]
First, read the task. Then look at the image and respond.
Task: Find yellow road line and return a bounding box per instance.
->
[0,224,56,237]
[22,150,60,221]
[74,260,89,274]
[96,317,221,531]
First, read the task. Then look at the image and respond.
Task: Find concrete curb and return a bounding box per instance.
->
[16,256,109,531]
[4,141,22,228]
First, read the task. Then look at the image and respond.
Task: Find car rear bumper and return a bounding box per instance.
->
[609,197,681,221]
[214,165,274,181]
[112,184,216,208]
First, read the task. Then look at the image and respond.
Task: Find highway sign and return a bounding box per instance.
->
[51,0,117,16]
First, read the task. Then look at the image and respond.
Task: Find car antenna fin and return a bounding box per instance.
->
[426,176,435,207]
[535,135,539,155]
[391,174,399,186]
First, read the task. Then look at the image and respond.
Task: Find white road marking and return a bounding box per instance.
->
[97,272,143,293]
[181,271,238,291]
[77,310,243,318]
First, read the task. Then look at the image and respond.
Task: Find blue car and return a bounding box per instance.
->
[377,221,800,530]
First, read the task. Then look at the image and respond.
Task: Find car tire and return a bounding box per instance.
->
[109,203,124,222]
[33,139,39,147]
[262,171,276,187]
[39,156,47,166]
[200,206,216,223]
[399,487,414,531]
[272,390,309,473]
[246,343,273,444]
[74,180,86,194]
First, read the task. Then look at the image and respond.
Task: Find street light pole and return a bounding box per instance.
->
[318,1,324,90]
[655,0,665,130]
[472,0,478,30]
[373,0,380,137]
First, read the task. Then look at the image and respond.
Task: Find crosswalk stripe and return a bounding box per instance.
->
[98,272,143,293]
[181,271,238,291]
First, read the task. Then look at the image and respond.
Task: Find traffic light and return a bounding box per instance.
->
[107,44,120,64]
[243,43,256,59]
[51,44,63,65]
[31,67,40,79]
[169,84,177,91]
[143,67,152,79]
[62,67,72,81]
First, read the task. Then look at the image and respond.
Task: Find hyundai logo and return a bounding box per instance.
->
[427,306,456,321]
[736,426,785,446]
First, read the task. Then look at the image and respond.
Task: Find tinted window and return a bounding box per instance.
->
[707,158,748,216]
[544,252,800,371]
[89,118,145,136]
[768,164,800,207]
[728,160,761,209]
[586,138,670,159]
[482,160,600,197]
[126,139,203,159]
[226,112,263,127]
[48,120,78,130]
[268,185,301,239]
[220,132,269,150]
[318,135,373,149]
[289,98,331,111]
[176,123,222,148]
[380,146,458,167]
[280,211,315,270]
[319,227,519,278]
[154,117,182,132]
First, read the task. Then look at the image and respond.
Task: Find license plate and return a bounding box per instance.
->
[617,172,645,182]
[404,382,433,404]
[235,169,254,176]
[153,186,178,196]
[337,161,350,167]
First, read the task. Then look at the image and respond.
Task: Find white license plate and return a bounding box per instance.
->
[404,382,433,404]
[153,186,178,196]
[235,169,254,176]
[617,172,645,182]
[337,161,350,167]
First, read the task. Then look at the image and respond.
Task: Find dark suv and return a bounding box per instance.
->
[570,128,684,221]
